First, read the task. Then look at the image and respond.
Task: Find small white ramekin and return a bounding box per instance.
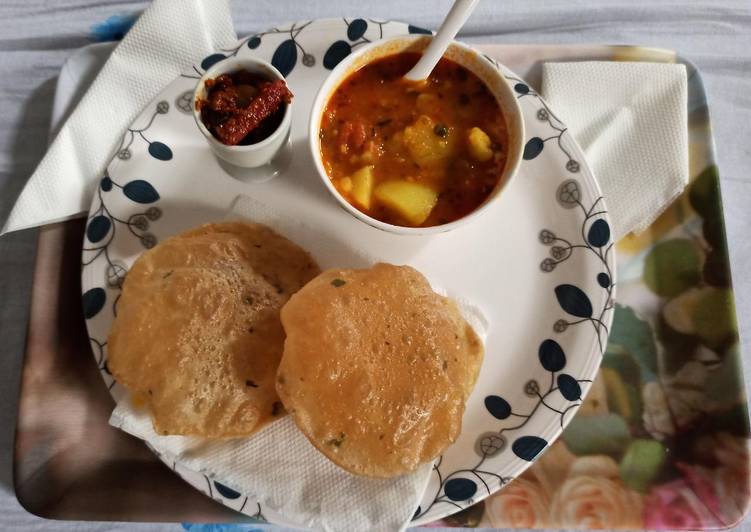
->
[309,35,525,235]
[193,57,292,168]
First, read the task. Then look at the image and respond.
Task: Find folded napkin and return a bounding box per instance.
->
[110,195,489,532]
[1,0,236,234]
[540,61,688,238]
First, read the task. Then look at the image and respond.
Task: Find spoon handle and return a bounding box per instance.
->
[403,0,480,81]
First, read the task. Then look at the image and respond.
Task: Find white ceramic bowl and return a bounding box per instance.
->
[193,57,292,168]
[309,35,525,235]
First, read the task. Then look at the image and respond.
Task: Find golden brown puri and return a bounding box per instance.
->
[277,263,484,478]
[107,222,320,438]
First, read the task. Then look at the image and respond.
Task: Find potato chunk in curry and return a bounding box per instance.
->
[350,165,374,209]
[374,181,438,225]
[467,127,494,162]
[403,115,457,169]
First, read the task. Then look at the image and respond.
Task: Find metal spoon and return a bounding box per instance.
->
[403,0,480,81]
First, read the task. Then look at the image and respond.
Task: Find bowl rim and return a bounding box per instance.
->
[308,34,525,236]
[192,56,293,152]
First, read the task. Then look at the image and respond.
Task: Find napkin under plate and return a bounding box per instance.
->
[110,194,489,532]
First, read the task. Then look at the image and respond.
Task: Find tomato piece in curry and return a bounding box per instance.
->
[319,52,508,227]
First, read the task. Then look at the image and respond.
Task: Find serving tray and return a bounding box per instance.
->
[14,38,749,531]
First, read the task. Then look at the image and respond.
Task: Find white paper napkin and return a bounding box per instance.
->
[540,61,688,238]
[111,409,431,532]
[1,0,236,235]
[109,195,490,532]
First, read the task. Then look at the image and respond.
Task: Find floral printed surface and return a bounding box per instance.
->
[428,47,750,530]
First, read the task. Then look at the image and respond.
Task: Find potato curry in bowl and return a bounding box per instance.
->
[311,36,524,233]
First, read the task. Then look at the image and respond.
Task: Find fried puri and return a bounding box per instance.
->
[277,263,484,477]
[107,222,320,438]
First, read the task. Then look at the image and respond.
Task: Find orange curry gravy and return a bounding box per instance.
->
[319,52,508,227]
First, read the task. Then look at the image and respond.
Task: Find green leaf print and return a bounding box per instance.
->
[608,304,659,382]
[620,439,667,492]
[643,239,703,297]
[562,413,631,456]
